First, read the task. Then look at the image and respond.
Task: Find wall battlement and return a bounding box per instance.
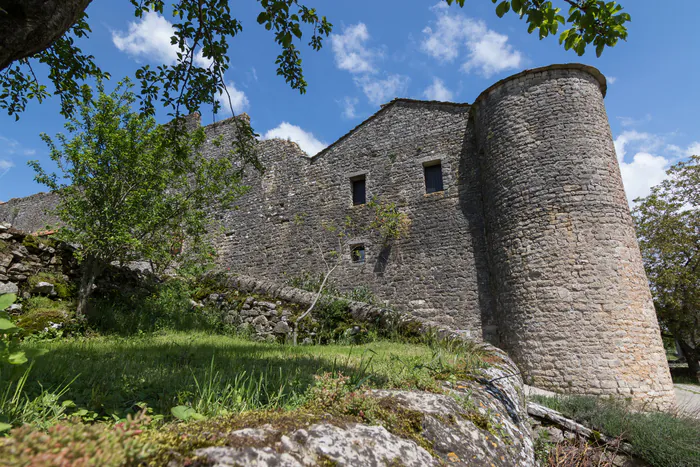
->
[0,64,675,409]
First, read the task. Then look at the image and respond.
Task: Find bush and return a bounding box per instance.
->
[88,278,231,335]
[532,395,700,467]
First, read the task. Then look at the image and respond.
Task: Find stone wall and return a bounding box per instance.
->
[0,192,60,233]
[0,223,78,311]
[209,100,494,341]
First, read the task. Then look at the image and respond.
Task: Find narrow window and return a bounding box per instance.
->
[351,245,366,264]
[424,162,444,194]
[351,175,366,205]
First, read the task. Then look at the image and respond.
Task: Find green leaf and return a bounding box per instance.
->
[0,317,17,331]
[8,351,28,365]
[0,294,16,311]
[496,1,510,18]
[0,422,12,433]
[256,12,269,24]
[171,405,204,421]
[596,42,605,57]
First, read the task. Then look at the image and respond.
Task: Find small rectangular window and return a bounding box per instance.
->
[352,176,366,205]
[424,162,444,194]
[351,245,365,264]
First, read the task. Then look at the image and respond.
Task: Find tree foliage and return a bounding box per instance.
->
[632,155,699,378]
[0,1,332,120]
[448,0,630,57]
[0,0,627,122]
[29,80,250,317]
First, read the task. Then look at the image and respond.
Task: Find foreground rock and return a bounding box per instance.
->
[197,423,435,466]
[192,347,534,467]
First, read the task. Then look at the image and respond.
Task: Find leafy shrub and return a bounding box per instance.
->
[88,278,231,335]
[1,294,29,370]
[0,412,154,466]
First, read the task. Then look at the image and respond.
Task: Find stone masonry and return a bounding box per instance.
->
[0,64,675,409]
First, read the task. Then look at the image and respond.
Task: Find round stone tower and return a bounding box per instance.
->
[471,64,675,409]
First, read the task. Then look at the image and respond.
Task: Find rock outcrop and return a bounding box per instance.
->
[195,347,534,467]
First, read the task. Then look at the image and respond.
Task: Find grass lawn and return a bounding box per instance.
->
[1,332,484,423]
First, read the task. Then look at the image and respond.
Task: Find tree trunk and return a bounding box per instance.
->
[0,0,93,71]
[678,339,700,383]
[76,255,102,320]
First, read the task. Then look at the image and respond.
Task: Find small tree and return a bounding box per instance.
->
[632,155,699,380]
[30,80,249,318]
[291,198,410,344]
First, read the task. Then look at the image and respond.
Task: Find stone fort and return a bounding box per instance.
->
[0,64,675,408]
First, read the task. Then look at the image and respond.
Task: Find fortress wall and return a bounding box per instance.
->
[0,192,60,232]
[214,101,495,336]
[472,66,675,408]
[0,65,676,407]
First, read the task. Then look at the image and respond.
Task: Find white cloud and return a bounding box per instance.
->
[613,131,699,205]
[0,136,36,180]
[0,159,14,179]
[215,81,249,115]
[330,23,379,74]
[462,29,522,77]
[0,136,19,155]
[262,123,327,157]
[340,97,359,119]
[354,74,410,106]
[112,12,211,67]
[618,152,669,204]
[421,8,523,78]
[607,76,617,84]
[423,77,453,101]
[617,114,652,128]
[687,142,700,156]
[613,131,657,162]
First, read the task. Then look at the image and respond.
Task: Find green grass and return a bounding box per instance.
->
[1,331,484,423]
[673,373,700,386]
[531,394,700,467]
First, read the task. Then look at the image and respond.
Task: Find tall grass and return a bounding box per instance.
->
[0,364,76,430]
[532,395,700,467]
[1,332,486,426]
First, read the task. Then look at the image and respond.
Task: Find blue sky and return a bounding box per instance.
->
[1,0,698,206]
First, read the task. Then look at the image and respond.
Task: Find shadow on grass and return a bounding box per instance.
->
[4,334,391,418]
